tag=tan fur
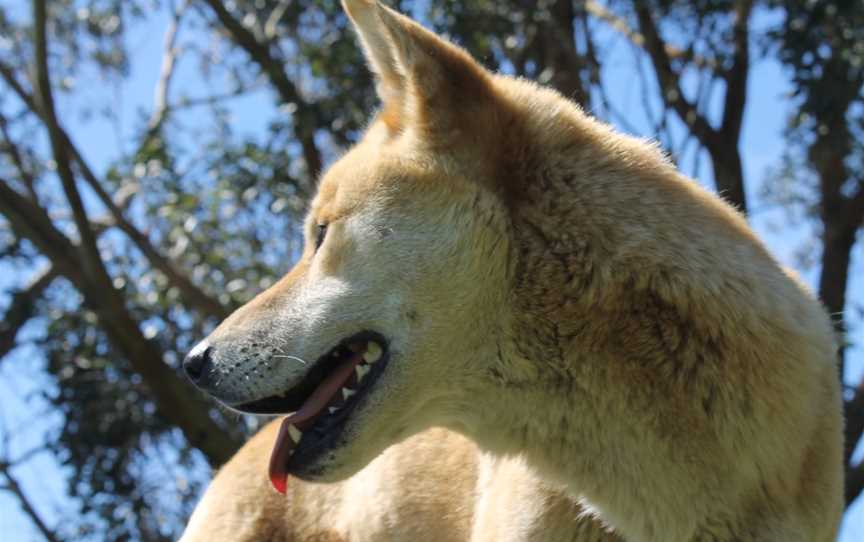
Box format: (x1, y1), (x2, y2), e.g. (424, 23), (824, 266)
(181, 423), (481, 542)
(183, 1), (843, 540)
(181, 422), (619, 542)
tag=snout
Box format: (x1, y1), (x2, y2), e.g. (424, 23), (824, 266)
(183, 340), (215, 389)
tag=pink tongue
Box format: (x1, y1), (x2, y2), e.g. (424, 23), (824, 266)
(269, 351), (364, 494)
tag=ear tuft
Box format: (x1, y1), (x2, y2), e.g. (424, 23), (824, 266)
(343, 1), (493, 139)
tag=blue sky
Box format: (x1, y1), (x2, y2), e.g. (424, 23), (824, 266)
(0, 3), (862, 540)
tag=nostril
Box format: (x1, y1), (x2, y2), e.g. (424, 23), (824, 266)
(183, 342), (213, 383)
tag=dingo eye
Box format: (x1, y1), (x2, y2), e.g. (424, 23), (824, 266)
(315, 224), (328, 251)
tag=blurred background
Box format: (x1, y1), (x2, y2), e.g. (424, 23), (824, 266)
(0, 0), (861, 540)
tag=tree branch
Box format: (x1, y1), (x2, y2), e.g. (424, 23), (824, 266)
(632, 2), (748, 213)
(0, 176), (242, 465)
(2, 44), (228, 319)
(171, 87), (261, 110)
(538, 0), (587, 105)
(632, 3), (718, 146)
(585, 0), (716, 71)
(719, 0), (752, 140)
(0, 61), (37, 112)
(0, 462), (63, 542)
(68, 141), (230, 318)
(33, 0), (110, 292)
(0, 266), (58, 361)
(145, 0), (188, 144)
(200, 0), (323, 179)
(845, 381), (864, 464)
(846, 451), (864, 506)
(264, 0), (291, 41)
(0, 180), (81, 280)
(0, 113), (39, 201)
(844, 183), (864, 233)
(3, 10), (242, 464)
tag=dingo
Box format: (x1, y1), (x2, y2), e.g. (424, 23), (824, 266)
(182, 1), (843, 540)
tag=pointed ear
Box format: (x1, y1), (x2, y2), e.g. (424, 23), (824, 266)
(341, 0), (405, 115)
(342, 0), (493, 138)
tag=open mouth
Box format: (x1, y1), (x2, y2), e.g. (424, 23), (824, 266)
(234, 331), (389, 494)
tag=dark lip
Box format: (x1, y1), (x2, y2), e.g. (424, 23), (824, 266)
(233, 330), (388, 415)
(234, 330), (391, 478)
(287, 346), (390, 478)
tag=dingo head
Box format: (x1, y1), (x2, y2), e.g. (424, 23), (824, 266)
(185, 0), (521, 488)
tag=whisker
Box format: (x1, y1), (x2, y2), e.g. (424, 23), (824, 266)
(272, 354), (308, 365)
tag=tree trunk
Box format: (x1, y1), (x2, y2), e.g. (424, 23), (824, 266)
(0, 180), (242, 466)
(540, 0), (588, 107)
(706, 141), (747, 214)
(819, 224), (855, 346)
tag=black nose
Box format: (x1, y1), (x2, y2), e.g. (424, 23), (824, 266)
(183, 342), (213, 385)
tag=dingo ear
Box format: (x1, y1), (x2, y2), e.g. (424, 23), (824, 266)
(342, 0), (492, 140)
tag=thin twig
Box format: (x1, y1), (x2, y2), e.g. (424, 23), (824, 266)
(585, 0), (716, 71)
(33, 0), (108, 289)
(145, 0), (190, 142)
(0, 460), (63, 542)
(264, 0), (291, 40)
(0, 113), (39, 201)
(200, 0), (323, 179)
(0, 266), (58, 363)
(1, 40), (228, 318)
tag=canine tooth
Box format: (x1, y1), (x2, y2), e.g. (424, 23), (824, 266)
(342, 388), (356, 400)
(363, 342), (382, 363)
(288, 424), (302, 444)
(355, 364), (370, 381)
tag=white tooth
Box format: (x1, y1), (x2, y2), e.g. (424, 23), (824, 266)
(342, 388), (356, 400)
(328, 406), (339, 415)
(288, 424), (302, 444)
(355, 364), (370, 381)
(363, 342), (382, 363)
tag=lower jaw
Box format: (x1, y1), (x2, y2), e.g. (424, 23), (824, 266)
(285, 442), (343, 480)
(269, 343), (390, 490)
(286, 420), (389, 484)
(283, 407), (354, 478)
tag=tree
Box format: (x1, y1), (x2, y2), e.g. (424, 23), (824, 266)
(765, 0), (864, 505)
